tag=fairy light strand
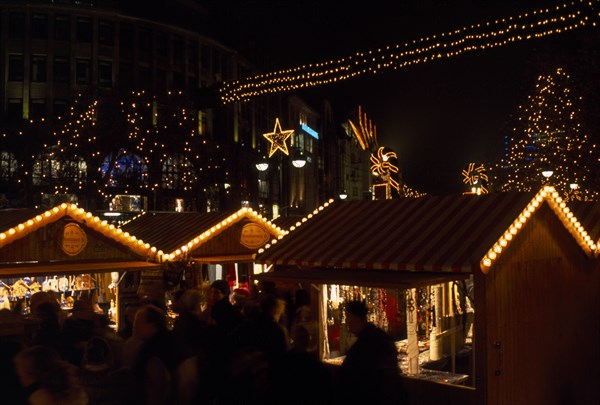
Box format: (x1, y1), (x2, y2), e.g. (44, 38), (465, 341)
(218, 1), (599, 104)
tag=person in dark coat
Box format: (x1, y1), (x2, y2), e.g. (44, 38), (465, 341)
(336, 300), (406, 405)
(209, 280), (242, 336)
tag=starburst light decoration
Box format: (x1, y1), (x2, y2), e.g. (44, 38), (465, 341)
(370, 146), (400, 195)
(263, 118), (294, 157)
(462, 163), (489, 195)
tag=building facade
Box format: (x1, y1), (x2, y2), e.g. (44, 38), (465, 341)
(0, 0), (354, 217)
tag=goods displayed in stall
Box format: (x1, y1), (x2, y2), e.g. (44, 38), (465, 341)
(321, 283), (472, 385)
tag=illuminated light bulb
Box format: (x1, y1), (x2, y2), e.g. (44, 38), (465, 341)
(53, 207), (60, 213)
(61, 203), (68, 209)
(70, 204), (78, 210)
(482, 258), (492, 267)
(509, 227), (517, 235)
(116, 229), (122, 234)
(18, 224), (25, 231)
(488, 251), (497, 260)
(8, 228), (16, 235)
(258, 248), (264, 254)
(27, 220), (34, 226)
(515, 221), (523, 229)
(36, 215), (42, 222)
(494, 245), (502, 253)
(181, 246), (188, 252)
(500, 238), (508, 247)
(567, 212), (573, 218)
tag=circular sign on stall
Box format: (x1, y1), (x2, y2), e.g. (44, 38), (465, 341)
(61, 223), (88, 256)
(240, 223), (270, 249)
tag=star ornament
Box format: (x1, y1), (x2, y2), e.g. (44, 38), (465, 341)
(263, 118), (294, 157)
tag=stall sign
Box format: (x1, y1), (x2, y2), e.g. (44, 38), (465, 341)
(62, 223), (88, 256)
(240, 223), (270, 249)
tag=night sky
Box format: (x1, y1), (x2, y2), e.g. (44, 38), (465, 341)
(211, 0), (600, 195)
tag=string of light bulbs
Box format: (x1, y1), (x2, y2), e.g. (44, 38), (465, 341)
(218, 0), (599, 104)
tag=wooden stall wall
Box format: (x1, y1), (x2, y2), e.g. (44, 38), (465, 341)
(1, 217), (142, 262)
(479, 205), (597, 405)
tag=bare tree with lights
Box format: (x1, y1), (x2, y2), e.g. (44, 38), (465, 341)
(493, 67), (600, 201)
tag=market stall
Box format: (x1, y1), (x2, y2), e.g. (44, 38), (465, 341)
(254, 187), (600, 405)
(119, 207), (287, 316)
(0, 204), (160, 334)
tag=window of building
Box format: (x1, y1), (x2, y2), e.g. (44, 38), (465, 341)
(119, 63), (134, 90)
(54, 15), (71, 40)
(31, 55), (47, 82)
(200, 44), (210, 76)
(156, 33), (167, 57)
(100, 149), (148, 187)
(6, 99), (23, 121)
(0, 151), (18, 181)
(8, 12), (25, 39)
(198, 110), (207, 136)
(32, 14), (48, 39)
(30, 99), (47, 119)
(53, 100), (69, 118)
(172, 71), (184, 91)
(173, 35), (184, 66)
(138, 66), (151, 90)
(8, 55), (24, 81)
(99, 20), (114, 46)
(188, 40), (199, 72)
(32, 148), (87, 186)
(53, 57), (69, 83)
(76, 17), (92, 42)
(98, 60), (113, 87)
(161, 154), (196, 189)
(156, 69), (167, 94)
(119, 22), (134, 60)
(138, 28), (152, 63)
(76, 58), (91, 84)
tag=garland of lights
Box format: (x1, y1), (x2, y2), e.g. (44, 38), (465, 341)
(218, 1), (599, 104)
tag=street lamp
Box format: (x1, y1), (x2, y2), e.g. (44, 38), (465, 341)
(542, 168), (554, 179)
(292, 150), (306, 168)
(255, 157), (269, 172)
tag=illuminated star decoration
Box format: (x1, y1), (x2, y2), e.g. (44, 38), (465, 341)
(263, 118), (294, 157)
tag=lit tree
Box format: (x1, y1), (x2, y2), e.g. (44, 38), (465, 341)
(493, 67), (600, 201)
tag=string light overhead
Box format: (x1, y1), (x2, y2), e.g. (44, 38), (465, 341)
(218, 1), (598, 104)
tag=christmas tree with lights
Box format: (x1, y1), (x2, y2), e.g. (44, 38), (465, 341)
(493, 67), (600, 201)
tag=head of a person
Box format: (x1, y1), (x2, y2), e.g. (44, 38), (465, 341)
(231, 288), (249, 306)
(210, 280), (230, 303)
(345, 300), (369, 336)
(14, 345), (73, 393)
(82, 336), (113, 368)
(259, 293), (286, 322)
(133, 304), (167, 340)
(291, 324), (310, 352)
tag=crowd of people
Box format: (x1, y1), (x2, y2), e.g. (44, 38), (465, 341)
(0, 280), (405, 405)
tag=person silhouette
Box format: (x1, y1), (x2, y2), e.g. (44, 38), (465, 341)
(336, 300), (406, 405)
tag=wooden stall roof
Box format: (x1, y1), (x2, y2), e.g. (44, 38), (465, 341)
(0, 205), (160, 276)
(120, 207), (287, 262)
(255, 187), (595, 274)
(271, 215), (306, 232)
(568, 200), (600, 247)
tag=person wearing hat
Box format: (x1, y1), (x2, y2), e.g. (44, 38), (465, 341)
(337, 300), (406, 405)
